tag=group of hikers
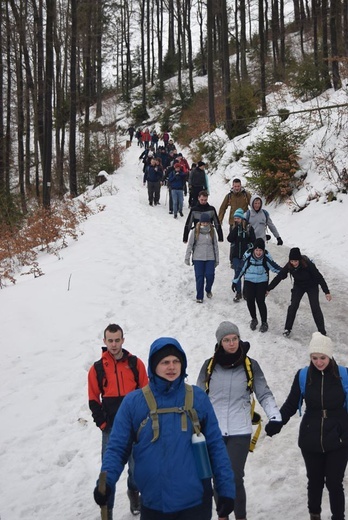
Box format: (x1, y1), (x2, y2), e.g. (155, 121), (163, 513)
(90, 324), (347, 520)
(88, 137), (343, 520)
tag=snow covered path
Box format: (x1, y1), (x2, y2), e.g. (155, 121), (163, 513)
(0, 141), (347, 520)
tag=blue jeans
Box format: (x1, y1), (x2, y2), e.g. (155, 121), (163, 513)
(172, 189), (184, 215)
(193, 260), (215, 300)
(232, 257), (244, 294)
(102, 429), (138, 509)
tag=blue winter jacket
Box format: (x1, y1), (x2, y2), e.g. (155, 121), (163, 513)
(234, 250), (281, 284)
(101, 337), (235, 513)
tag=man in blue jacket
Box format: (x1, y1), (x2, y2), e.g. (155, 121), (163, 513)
(94, 337), (235, 520)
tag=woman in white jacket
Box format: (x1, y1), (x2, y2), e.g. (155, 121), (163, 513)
(185, 212), (219, 303)
(197, 321), (282, 520)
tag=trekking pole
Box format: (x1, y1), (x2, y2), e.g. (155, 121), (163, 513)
(98, 471), (108, 520)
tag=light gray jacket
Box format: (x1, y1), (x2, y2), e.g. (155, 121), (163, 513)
(244, 194), (280, 241)
(185, 225), (219, 264)
(197, 354), (281, 436)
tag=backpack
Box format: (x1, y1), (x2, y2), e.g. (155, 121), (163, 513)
(298, 365), (348, 416)
(94, 347), (140, 396)
(205, 356), (262, 452)
(244, 208), (269, 224)
(137, 383), (201, 442)
(243, 249), (270, 277)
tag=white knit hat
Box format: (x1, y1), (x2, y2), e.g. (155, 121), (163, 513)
(308, 332), (333, 359)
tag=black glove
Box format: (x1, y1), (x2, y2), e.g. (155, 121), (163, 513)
(216, 496), (234, 517)
(265, 420), (283, 437)
(232, 283), (237, 293)
(93, 483), (112, 506)
(277, 237), (283, 246)
(266, 234), (271, 241)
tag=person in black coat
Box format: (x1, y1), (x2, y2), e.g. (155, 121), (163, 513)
(183, 190), (223, 243)
(266, 332), (348, 520)
(267, 247), (332, 337)
(227, 208), (256, 302)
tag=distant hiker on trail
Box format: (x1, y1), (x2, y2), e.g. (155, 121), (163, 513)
(168, 162), (186, 219)
(166, 138), (176, 152)
(189, 161), (209, 207)
(227, 208), (256, 302)
(88, 324), (148, 519)
(151, 130), (159, 151)
(185, 212), (219, 303)
(135, 129), (143, 147)
(183, 190), (223, 243)
(127, 126), (136, 142)
(218, 178), (251, 232)
(143, 157), (163, 206)
(142, 128), (151, 149)
(93, 337), (236, 520)
(233, 238), (281, 332)
(267, 247), (332, 337)
(161, 130), (170, 148)
(197, 321), (282, 520)
(244, 195), (283, 245)
(265, 332), (348, 520)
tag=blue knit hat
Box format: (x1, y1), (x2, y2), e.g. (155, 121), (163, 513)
(234, 208), (245, 220)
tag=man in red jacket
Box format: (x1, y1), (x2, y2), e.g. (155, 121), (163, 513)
(88, 324), (148, 519)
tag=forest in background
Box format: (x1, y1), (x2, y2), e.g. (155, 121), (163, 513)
(0, 0), (347, 217)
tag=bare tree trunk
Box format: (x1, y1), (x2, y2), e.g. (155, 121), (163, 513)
(69, 0), (78, 197)
(220, 0), (233, 136)
(259, 0), (267, 113)
(321, 0), (332, 89)
(16, 45), (27, 214)
(207, 0), (216, 129)
(42, 0), (54, 208)
(0, 1), (4, 194)
(240, 0), (248, 81)
(96, 0), (103, 116)
(330, 0), (341, 89)
(197, 0), (207, 75)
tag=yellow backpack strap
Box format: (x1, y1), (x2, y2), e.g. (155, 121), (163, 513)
(244, 357), (262, 452)
(184, 383), (201, 435)
(205, 357), (214, 393)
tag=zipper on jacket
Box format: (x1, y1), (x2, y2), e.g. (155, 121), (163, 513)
(320, 371), (325, 452)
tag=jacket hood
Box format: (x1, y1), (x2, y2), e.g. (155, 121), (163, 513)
(147, 337), (187, 380)
(250, 194), (263, 211)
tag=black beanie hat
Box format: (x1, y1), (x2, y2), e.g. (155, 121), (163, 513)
(289, 247), (301, 260)
(254, 237), (265, 251)
(150, 344), (184, 373)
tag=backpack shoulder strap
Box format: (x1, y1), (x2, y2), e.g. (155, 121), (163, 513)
(298, 366), (308, 416)
(244, 356), (254, 392)
(128, 355), (140, 389)
(245, 209), (250, 222)
(338, 365), (348, 412)
(262, 209), (269, 222)
(140, 383), (201, 442)
(205, 357), (215, 394)
(94, 359), (105, 395)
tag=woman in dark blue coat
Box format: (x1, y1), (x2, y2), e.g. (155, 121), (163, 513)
(266, 332), (348, 520)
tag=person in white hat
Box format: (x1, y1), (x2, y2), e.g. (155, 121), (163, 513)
(265, 332), (348, 520)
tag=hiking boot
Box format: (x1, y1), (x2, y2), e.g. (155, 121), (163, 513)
(169, 211), (173, 214)
(233, 293), (242, 302)
(149, 202), (153, 206)
(283, 329), (291, 337)
(250, 318), (258, 330)
(107, 509), (113, 520)
(196, 299), (203, 303)
(127, 489), (141, 515)
(260, 322), (269, 333)
(180, 212), (184, 217)
(174, 214), (177, 219)
(309, 514), (321, 520)
(206, 292), (213, 298)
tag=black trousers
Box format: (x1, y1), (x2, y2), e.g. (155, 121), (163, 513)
(244, 280), (268, 323)
(301, 447), (348, 520)
(285, 285), (326, 334)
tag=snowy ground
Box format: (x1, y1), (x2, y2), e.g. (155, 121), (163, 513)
(0, 140), (348, 520)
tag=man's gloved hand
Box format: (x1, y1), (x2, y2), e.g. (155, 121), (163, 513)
(93, 483), (112, 506)
(216, 496), (234, 517)
(266, 234), (271, 241)
(184, 259), (190, 266)
(265, 420), (283, 437)
(232, 283), (237, 293)
(277, 237), (283, 246)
